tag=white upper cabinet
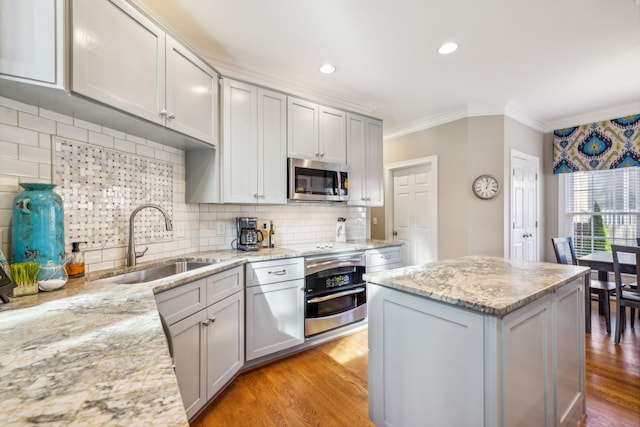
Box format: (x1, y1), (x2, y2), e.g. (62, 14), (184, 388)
(0, 0), (63, 86)
(288, 97), (347, 164)
(287, 97), (319, 160)
(319, 106), (347, 164)
(71, 0), (217, 145)
(222, 78), (286, 204)
(165, 36), (218, 144)
(347, 113), (384, 206)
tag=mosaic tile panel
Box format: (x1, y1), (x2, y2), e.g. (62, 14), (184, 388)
(54, 138), (173, 250)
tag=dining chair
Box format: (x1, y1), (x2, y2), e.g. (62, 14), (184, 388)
(551, 237), (616, 333)
(611, 244), (640, 344)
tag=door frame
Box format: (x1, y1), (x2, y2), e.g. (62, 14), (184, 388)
(384, 155), (439, 262)
(509, 149), (540, 261)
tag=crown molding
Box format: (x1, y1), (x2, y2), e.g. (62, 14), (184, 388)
(383, 101), (547, 140)
(200, 52), (380, 117)
(543, 102), (640, 133)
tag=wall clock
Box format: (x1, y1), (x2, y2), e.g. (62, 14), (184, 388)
(472, 174), (500, 200)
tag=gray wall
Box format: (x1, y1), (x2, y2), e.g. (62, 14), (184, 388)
(374, 115), (546, 261)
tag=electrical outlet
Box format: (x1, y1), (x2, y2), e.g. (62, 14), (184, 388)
(216, 222), (226, 235)
(372, 217), (378, 225)
(175, 223), (185, 238)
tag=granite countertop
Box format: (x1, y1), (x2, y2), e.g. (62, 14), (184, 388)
(363, 255), (590, 317)
(0, 240), (401, 426)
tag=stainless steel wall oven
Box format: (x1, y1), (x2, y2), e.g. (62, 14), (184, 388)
(304, 252), (366, 337)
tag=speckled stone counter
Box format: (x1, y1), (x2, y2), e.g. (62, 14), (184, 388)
(0, 240), (400, 426)
(363, 255), (590, 316)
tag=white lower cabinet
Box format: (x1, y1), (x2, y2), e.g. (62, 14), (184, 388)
(245, 258), (305, 361)
(156, 266), (244, 419)
(365, 246), (403, 273)
(368, 278), (585, 426)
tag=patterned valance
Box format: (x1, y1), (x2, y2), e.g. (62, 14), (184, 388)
(553, 114), (640, 174)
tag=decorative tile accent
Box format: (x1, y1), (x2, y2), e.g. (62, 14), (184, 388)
(54, 138), (174, 250)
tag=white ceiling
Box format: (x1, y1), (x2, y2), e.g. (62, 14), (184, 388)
(134, 0), (640, 136)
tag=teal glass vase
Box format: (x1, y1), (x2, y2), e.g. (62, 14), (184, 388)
(11, 183), (65, 265)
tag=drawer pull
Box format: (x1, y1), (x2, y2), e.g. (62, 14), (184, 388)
(268, 269), (287, 275)
(381, 255), (392, 260)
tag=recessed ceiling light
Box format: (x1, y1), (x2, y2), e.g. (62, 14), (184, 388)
(438, 42), (458, 55)
(319, 63), (336, 74)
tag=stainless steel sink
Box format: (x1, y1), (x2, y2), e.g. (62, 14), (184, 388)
(92, 261), (213, 285)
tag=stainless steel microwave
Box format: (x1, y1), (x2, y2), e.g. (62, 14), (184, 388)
(288, 158), (349, 202)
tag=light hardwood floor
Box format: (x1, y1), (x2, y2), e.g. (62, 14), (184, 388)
(192, 301), (640, 427)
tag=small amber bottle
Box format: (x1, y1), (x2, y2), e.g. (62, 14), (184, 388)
(66, 241), (87, 278)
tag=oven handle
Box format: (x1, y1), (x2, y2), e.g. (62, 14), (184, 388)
(306, 258), (364, 270)
(307, 287), (366, 304)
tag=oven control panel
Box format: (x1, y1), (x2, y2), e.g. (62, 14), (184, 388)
(325, 274), (352, 288)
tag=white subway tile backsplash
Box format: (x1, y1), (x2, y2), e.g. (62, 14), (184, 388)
(0, 141), (18, 159)
(19, 145), (51, 164)
(135, 144), (155, 158)
(57, 122), (88, 142)
(114, 138), (137, 154)
(39, 164), (52, 179)
(88, 131), (115, 149)
(18, 112), (56, 134)
(39, 107), (73, 124)
(0, 106), (17, 125)
(125, 133), (145, 144)
(0, 123), (38, 146)
(0, 158), (40, 177)
(73, 118), (102, 132)
(102, 126), (126, 139)
(0, 96), (38, 115)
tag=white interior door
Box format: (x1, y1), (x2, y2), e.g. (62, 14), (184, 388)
(391, 161), (437, 266)
(511, 151), (539, 261)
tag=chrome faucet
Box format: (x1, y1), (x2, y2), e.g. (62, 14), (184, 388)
(127, 204), (173, 266)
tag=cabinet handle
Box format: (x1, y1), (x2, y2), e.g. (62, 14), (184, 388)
(159, 109), (168, 117)
(381, 255), (391, 260)
(209, 317), (216, 323)
(168, 112), (176, 119)
(268, 269), (287, 275)
(320, 152), (324, 157)
(201, 319), (210, 326)
(253, 193), (258, 199)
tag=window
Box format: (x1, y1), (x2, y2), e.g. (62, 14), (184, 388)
(562, 168), (640, 256)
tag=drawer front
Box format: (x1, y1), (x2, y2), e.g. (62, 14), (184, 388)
(366, 262), (403, 274)
(366, 247), (403, 269)
(155, 278), (207, 325)
(207, 265), (244, 306)
(246, 257), (304, 287)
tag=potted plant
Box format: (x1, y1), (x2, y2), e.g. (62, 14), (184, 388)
(10, 262), (40, 297)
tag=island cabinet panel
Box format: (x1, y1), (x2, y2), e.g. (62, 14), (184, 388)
(554, 280), (586, 427)
(502, 294), (554, 427)
(368, 275), (586, 427)
(368, 284), (485, 427)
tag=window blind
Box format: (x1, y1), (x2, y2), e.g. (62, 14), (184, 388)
(564, 168), (640, 256)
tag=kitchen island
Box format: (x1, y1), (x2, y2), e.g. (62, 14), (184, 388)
(364, 256), (590, 427)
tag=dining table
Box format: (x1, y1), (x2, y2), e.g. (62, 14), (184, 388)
(577, 251), (638, 333)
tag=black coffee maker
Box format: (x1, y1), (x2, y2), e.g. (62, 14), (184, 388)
(236, 217), (263, 251)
